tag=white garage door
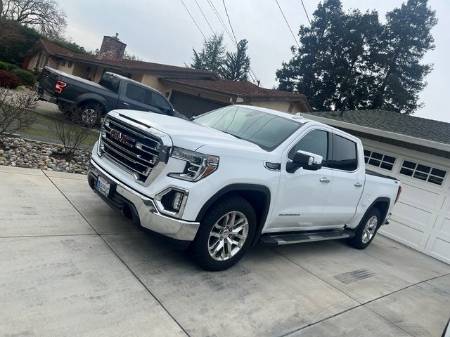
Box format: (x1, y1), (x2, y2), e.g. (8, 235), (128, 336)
(363, 143), (450, 264)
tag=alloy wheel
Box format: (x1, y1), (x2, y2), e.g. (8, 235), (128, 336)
(207, 211), (249, 261)
(362, 215), (378, 244)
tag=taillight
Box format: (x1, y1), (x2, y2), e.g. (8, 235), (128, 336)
(395, 185), (402, 203)
(55, 80), (67, 94)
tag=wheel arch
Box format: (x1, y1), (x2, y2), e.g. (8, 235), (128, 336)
(195, 184), (271, 245)
(367, 197), (391, 224)
(76, 94), (106, 112)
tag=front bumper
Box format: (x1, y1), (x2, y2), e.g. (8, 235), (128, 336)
(88, 159), (200, 241)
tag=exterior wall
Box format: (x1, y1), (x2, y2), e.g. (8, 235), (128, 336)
(141, 74), (170, 95)
(56, 60), (74, 74)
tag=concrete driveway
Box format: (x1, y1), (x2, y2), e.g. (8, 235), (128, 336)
(1, 165), (449, 337)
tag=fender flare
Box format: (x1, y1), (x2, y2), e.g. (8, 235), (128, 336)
(195, 183), (271, 244)
(75, 93), (107, 111)
(364, 197), (391, 225)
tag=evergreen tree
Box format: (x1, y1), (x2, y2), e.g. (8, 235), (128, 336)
(276, 0), (436, 114)
(221, 39), (250, 81)
(191, 34), (225, 74)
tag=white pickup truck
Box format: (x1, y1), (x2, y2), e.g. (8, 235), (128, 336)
(88, 105), (401, 270)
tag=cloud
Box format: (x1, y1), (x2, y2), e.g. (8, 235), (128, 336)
(56, 0), (450, 122)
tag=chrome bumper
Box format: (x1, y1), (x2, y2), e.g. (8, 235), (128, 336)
(88, 160), (200, 241)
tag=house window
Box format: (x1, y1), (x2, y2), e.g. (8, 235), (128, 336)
(364, 150), (396, 171)
(399, 160), (447, 186)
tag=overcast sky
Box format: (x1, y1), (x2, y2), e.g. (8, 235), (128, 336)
(57, 0), (450, 122)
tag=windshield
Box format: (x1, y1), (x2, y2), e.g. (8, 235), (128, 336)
(194, 106), (303, 151)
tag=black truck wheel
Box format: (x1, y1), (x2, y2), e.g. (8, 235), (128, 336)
(191, 196), (256, 271)
(78, 102), (102, 128)
(347, 208), (382, 249)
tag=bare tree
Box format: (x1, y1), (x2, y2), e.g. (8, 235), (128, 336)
(0, 0), (66, 38)
(0, 88), (37, 143)
(53, 120), (89, 161)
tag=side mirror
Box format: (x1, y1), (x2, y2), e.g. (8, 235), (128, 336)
(286, 150), (323, 173)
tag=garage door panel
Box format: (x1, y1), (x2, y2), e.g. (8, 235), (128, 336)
(397, 181), (442, 210)
(428, 237), (450, 264)
(391, 202), (435, 231)
(380, 221), (426, 250)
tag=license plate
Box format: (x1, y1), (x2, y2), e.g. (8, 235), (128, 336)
(95, 175), (111, 197)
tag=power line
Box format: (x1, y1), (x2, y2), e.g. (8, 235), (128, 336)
(193, 0), (215, 34)
(222, 0), (238, 44)
(299, 0), (311, 25)
(180, 0), (206, 40)
(219, 0), (259, 83)
(205, 0), (235, 43)
(274, 0), (300, 48)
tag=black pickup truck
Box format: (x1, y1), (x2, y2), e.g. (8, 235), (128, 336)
(37, 66), (179, 127)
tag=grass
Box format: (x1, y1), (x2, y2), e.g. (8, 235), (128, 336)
(18, 102), (99, 149)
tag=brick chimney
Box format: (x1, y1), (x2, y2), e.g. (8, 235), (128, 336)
(97, 33), (126, 61)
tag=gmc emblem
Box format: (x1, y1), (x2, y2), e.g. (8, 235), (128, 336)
(110, 129), (135, 147)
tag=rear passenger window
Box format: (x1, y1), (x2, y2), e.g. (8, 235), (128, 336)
(328, 134), (358, 171)
(126, 84), (152, 105)
(288, 129), (328, 160)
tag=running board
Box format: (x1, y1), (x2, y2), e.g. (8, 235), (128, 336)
(260, 229), (355, 246)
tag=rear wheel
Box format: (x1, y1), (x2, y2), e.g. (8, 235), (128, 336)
(348, 208), (381, 249)
(191, 196), (256, 271)
(78, 102), (102, 128)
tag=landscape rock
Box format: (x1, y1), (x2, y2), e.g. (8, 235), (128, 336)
(0, 136), (90, 174)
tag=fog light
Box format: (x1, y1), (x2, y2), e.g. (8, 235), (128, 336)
(157, 188), (188, 216)
(172, 191), (184, 211)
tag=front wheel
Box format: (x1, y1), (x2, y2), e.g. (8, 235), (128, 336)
(191, 196), (256, 271)
(347, 208), (381, 249)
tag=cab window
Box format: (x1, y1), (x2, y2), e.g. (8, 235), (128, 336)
(288, 129), (329, 160)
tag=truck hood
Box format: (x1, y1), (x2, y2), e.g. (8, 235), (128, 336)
(111, 110), (269, 157)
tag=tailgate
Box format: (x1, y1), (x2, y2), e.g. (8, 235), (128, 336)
(37, 67), (58, 93)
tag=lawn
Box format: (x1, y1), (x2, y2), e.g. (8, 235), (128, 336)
(18, 101), (99, 149)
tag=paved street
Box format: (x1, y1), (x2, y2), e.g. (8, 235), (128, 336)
(1, 165), (449, 337)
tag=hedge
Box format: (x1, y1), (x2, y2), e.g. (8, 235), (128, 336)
(0, 70), (21, 89)
(11, 68), (36, 86)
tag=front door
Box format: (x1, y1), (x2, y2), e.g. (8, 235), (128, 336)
(270, 128), (335, 231)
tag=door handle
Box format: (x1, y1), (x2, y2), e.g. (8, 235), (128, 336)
(122, 102), (130, 107)
(320, 177), (330, 183)
(354, 182), (363, 188)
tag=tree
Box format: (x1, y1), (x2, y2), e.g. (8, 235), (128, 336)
(0, 0), (66, 38)
(221, 39), (250, 81)
(371, 0), (437, 113)
(276, 0), (436, 114)
(192, 34), (226, 74)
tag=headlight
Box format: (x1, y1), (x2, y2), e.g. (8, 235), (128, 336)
(168, 147), (219, 182)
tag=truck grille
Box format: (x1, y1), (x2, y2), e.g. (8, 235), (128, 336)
(100, 117), (161, 182)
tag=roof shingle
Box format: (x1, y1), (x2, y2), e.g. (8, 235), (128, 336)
(307, 110), (450, 145)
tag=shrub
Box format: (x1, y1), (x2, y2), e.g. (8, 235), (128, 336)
(0, 88), (37, 141)
(0, 70), (20, 89)
(53, 120), (90, 161)
(11, 68), (35, 87)
(0, 61), (19, 71)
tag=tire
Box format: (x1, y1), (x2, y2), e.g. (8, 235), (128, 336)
(348, 207), (382, 249)
(191, 196), (257, 271)
(78, 102), (102, 128)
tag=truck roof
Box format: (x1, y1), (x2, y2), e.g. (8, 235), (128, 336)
(234, 104), (309, 123)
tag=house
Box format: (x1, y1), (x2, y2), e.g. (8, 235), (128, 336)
(24, 35), (310, 117)
(305, 110), (450, 264)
